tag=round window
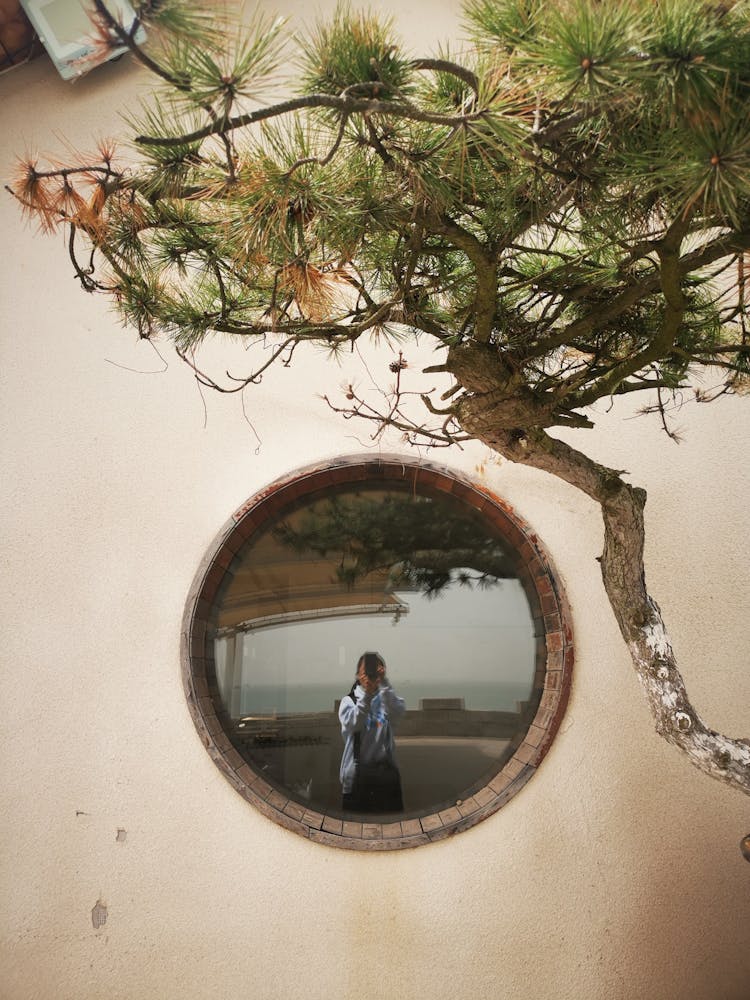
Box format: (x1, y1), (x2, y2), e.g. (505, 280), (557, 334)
(183, 457), (572, 849)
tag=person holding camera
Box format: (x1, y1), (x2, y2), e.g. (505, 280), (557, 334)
(338, 652), (406, 813)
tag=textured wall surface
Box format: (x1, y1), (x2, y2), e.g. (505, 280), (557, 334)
(1, 3), (749, 999)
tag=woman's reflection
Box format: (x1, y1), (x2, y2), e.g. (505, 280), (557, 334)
(339, 652), (406, 813)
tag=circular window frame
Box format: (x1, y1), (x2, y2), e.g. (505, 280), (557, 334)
(182, 456), (573, 850)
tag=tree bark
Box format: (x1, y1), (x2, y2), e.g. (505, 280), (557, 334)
(457, 399), (750, 796)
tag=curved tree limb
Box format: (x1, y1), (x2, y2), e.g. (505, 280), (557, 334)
(463, 421), (750, 794)
(135, 94), (484, 147)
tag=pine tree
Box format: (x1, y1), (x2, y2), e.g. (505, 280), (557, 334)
(8, 0), (750, 804)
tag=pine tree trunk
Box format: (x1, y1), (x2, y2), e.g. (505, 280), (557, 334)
(457, 402), (750, 796)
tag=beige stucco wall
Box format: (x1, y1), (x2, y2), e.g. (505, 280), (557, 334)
(1, 3), (749, 999)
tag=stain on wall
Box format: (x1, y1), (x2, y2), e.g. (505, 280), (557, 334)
(91, 900), (108, 930)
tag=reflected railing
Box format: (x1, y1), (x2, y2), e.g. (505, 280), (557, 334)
(222, 687), (537, 815)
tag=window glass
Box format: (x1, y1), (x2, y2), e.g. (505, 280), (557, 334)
(209, 481), (539, 818)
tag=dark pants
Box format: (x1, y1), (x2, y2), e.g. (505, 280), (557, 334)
(343, 760), (403, 813)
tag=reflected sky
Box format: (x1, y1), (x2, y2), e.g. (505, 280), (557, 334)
(212, 483), (538, 717)
(215, 576), (534, 713)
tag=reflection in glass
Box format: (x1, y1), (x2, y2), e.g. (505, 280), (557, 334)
(210, 484), (539, 817)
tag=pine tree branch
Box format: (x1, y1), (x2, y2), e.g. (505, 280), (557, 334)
(134, 95), (483, 147)
(283, 114), (350, 177)
(570, 217), (691, 404)
(92, 0), (184, 89)
(527, 227), (750, 368)
(411, 58), (479, 95)
(424, 212), (496, 344)
(461, 425), (750, 796)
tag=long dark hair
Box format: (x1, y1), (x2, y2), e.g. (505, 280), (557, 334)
(349, 651), (385, 698)
(357, 651), (385, 676)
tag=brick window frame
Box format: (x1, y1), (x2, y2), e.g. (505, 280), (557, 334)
(182, 456), (573, 850)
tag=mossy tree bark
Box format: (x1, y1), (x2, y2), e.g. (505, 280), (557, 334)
(457, 394), (750, 795)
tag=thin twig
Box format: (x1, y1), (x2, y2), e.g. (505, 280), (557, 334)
(282, 114), (350, 178)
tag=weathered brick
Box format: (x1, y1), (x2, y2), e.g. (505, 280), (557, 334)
(302, 810), (325, 830)
(400, 819), (423, 837)
(457, 797), (479, 817)
(420, 814), (443, 833)
(382, 822), (403, 838)
(438, 806), (462, 825)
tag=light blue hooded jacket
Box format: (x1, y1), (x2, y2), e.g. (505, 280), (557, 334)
(338, 682), (406, 794)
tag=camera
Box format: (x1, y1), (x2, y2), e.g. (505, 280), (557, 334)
(362, 652), (383, 680)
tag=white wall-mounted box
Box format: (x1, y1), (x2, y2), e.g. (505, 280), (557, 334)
(20, 0), (145, 80)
